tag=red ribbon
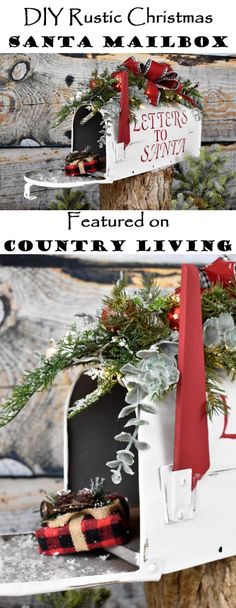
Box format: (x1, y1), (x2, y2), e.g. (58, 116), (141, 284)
(173, 258), (235, 490)
(174, 265), (210, 490)
(113, 57), (200, 147)
(117, 71), (130, 148)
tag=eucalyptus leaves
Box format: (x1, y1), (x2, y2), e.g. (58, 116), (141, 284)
(107, 345), (179, 484)
(203, 313), (236, 350)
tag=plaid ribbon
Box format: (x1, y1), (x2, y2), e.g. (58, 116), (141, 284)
(35, 497), (129, 556)
(65, 154), (99, 176)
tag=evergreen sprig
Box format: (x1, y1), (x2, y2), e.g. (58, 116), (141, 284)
(37, 588), (110, 608)
(55, 65), (202, 129)
(1, 274), (236, 432)
(172, 145), (235, 210)
(50, 189), (91, 211)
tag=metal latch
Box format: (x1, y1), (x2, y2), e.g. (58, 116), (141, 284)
(160, 464), (196, 523)
(114, 142), (125, 162)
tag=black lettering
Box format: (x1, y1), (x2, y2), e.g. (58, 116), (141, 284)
(43, 37), (55, 48)
(19, 240), (33, 252)
(92, 241), (107, 252)
(162, 36), (175, 47)
(195, 36), (209, 47)
(187, 241), (198, 251)
(23, 36), (38, 48)
(58, 36), (75, 48)
(218, 240), (232, 252)
(68, 211), (80, 230)
(37, 240), (52, 252)
(169, 240), (182, 252)
(24, 8), (41, 25)
(202, 240), (214, 252)
(4, 241), (15, 252)
(9, 36), (20, 48)
(70, 9), (82, 25)
(154, 241), (165, 251)
(55, 241), (68, 252)
(127, 7), (144, 26)
(77, 36), (92, 48)
(137, 240), (151, 251)
(103, 36), (124, 47)
(71, 240), (88, 251)
(213, 36), (228, 48)
(112, 240), (126, 251)
(178, 36), (191, 47)
(47, 7), (63, 25)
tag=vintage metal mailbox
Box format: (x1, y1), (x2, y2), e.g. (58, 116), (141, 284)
(24, 102), (201, 200)
(1, 260), (236, 596)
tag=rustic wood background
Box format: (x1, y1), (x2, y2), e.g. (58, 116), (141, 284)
(0, 54), (235, 209)
(0, 256), (181, 477)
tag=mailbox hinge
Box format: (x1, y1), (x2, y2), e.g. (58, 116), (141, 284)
(160, 464), (196, 523)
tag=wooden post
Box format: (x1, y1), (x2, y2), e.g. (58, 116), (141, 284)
(145, 557), (236, 608)
(99, 167), (174, 210)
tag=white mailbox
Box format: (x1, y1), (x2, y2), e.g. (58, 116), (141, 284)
(1, 262), (236, 597)
(24, 102), (201, 200)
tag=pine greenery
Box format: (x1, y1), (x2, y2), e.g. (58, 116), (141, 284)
(37, 588), (110, 608)
(55, 66), (202, 128)
(50, 189), (90, 211)
(172, 145), (235, 210)
(1, 274), (236, 429)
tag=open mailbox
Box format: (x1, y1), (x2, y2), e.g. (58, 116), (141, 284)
(24, 102), (202, 200)
(1, 370), (236, 596)
(1, 262), (236, 596)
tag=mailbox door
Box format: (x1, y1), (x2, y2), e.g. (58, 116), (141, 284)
(72, 107), (106, 167)
(65, 373), (139, 506)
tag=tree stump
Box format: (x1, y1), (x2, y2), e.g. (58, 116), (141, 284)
(145, 557), (236, 608)
(99, 167), (174, 210)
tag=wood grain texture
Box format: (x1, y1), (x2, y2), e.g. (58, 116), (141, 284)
(0, 144), (235, 209)
(100, 167), (174, 210)
(0, 147), (100, 209)
(0, 54), (235, 147)
(0, 54), (235, 208)
(145, 559), (236, 608)
(0, 260), (180, 474)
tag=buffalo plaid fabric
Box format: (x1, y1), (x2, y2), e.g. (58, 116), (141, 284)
(35, 510), (129, 556)
(199, 269), (211, 290)
(65, 158), (98, 176)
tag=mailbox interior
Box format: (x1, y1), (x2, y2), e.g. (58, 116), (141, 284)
(72, 107), (106, 174)
(0, 377), (141, 597)
(65, 374), (140, 563)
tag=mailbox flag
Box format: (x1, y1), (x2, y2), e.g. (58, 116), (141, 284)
(173, 264), (210, 489)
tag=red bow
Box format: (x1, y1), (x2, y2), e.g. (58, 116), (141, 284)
(113, 57), (199, 147)
(200, 258), (236, 288)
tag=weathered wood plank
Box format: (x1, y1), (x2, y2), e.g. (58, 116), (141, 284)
(0, 144), (235, 209)
(0, 54), (235, 147)
(0, 478), (62, 516)
(0, 261), (180, 474)
(0, 147), (100, 209)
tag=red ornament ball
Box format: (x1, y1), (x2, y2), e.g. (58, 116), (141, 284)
(89, 79), (98, 90)
(101, 306), (120, 332)
(167, 306), (181, 330)
(112, 73), (122, 92)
